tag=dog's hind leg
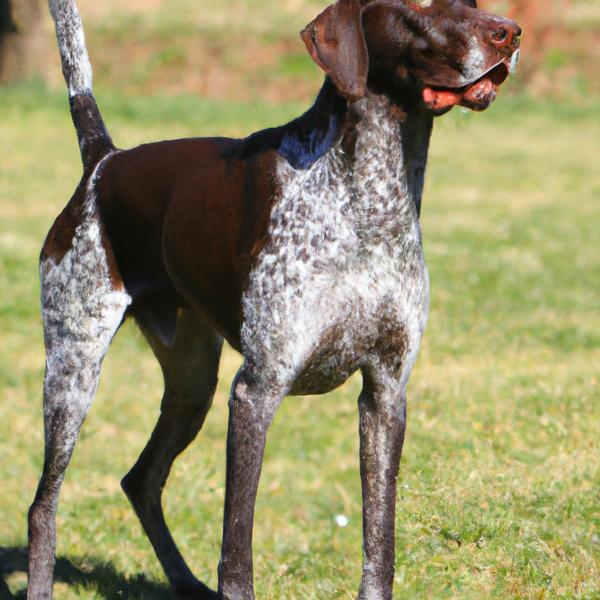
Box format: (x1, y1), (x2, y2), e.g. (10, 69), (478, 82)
(121, 308), (223, 599)
(28, 188), (131, 599)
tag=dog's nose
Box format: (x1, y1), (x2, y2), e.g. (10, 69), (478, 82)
(489, 19), (521, 55)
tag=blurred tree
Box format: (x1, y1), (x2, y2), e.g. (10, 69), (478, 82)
(0, 0), (44, 83)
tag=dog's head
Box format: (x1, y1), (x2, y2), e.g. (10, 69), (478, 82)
(301, 0), (521, 112)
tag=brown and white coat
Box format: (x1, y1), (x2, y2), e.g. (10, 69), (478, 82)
(28, 1), (520, 599)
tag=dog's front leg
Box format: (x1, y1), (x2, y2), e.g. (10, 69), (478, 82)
(218, 366), (283, 600)
(357, 372), (407, 600)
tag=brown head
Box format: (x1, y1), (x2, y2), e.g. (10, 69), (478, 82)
(301, 0), (521, 112)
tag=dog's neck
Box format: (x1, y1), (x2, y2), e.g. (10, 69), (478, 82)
(274, 79), (434, 219)
(270, 86), (436, 265)
(345, 91), (434, 219)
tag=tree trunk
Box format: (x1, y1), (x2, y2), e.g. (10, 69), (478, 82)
(0, 0), (44, 83)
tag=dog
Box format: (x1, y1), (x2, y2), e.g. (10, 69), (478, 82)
(27, 0), (520, 598)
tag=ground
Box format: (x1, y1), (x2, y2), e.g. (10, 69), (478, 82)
(0, 1), (599, 598)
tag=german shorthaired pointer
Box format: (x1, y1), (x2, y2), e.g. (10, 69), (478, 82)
(28, 0), (520, 598)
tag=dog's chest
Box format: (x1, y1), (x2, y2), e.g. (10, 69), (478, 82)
(241, 101), (430, 391)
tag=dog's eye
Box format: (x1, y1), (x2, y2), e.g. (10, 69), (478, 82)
(492, 28), (509, 42)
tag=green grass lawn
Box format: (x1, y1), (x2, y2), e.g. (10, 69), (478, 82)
(1, 81), (599, 599)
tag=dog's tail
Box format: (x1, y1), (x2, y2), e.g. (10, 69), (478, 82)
(48, 0), (114, 168)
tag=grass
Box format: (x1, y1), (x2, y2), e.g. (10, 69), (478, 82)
(1, 75), (600, 600)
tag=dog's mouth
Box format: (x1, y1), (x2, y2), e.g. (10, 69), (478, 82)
(422, 54), (517, 112)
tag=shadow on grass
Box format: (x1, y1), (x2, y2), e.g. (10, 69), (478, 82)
(0, 547), (171, 599)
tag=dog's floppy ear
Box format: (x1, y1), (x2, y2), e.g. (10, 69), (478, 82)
(300, 0), (368, 102)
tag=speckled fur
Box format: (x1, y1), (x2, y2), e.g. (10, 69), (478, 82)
(241, 93), (430, 398)
(28, 158), (131, 600)
(222, 93), (434, 600)
(48, 0), (92, 96)
(40, 158), (131, 413)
